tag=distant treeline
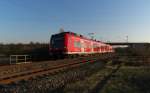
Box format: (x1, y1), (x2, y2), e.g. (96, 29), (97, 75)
(116, 43), (150, 56)
(0, 42), (50, 60)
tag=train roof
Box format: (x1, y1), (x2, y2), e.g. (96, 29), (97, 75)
(53, 32), (104, 43)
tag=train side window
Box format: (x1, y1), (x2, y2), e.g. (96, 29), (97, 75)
(74, 41), (81, 48)
(93, 44), (98, 48)
(101, 46), (104, 51)
(74, 42), (77, 47)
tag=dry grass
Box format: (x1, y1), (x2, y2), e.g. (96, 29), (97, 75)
(101, 66), (150, 93)
(63, 67), (112, 93)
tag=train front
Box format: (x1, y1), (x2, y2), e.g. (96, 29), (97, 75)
(49, 32), (67, 58)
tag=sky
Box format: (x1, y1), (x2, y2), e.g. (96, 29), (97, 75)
(0, 0), (150, 43)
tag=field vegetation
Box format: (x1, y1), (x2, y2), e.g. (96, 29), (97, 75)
(0, 43), (150, 93)
(101, 67), (150, 93)
(0, 42), (49, 61)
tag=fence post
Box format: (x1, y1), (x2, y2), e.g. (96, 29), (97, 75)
(10, 55), (11, 64)
(16, 56), (18, 64)
(25, 55), (26, 63)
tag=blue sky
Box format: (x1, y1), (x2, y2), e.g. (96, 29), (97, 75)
(0, 0), (150, 43)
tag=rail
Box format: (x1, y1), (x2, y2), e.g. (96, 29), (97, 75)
(0, 58), (100, 85)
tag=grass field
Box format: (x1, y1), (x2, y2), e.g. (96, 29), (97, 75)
(101, 66), (150, 93)
(63, 62), (150, 93)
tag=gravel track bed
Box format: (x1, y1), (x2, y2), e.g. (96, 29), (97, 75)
(0, 55), (106, 78)
(0, 58), (84, 77)
(0, 61), (105, 93)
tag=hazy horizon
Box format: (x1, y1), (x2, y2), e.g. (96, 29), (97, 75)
(0, 0), (150, 43)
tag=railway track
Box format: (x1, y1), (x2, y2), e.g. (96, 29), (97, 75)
(0, 56), (108, 85)
(0, 54), (112, 77)
(0, 57), (92, 77)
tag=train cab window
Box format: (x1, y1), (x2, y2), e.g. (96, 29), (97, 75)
(50, 34), (65, 48)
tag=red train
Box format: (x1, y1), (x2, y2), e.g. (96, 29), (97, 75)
(49, 32), (114, 58)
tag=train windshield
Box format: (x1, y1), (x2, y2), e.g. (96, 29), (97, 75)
(50, 34), (65, 48)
